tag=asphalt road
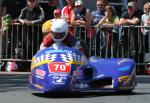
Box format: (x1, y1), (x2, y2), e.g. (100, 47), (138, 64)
(0, 72), (150, 103)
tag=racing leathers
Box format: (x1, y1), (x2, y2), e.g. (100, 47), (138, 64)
(40, 33), (88, 57)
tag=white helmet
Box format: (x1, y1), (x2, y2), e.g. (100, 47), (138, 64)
(51, 19), (68, 43)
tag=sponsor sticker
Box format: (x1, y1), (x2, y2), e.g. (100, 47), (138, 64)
(35, 69), (46, 77)
(49, 73), (69, 84)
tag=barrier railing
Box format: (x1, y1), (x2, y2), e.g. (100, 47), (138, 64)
(0, 24), (150, 73)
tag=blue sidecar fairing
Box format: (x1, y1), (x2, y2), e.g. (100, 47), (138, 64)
(29, 43), (136, 93)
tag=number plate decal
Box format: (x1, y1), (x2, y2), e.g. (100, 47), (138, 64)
(48, 62), (71, 73)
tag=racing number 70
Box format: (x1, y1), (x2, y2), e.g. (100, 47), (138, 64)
(54, 64), (66, 71)
(48, 62), (71, 73)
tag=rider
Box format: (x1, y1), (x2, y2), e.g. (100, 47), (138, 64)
(40, 18), (88, 57)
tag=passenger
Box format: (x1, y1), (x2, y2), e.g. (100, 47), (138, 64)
(40, 18), (88, 57)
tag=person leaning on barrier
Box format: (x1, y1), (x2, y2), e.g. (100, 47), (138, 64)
(0, 0), (26, 31)
(141, 2), (150, 35)
(119, 2), (143, 25)
(96, 5), (119, 58)
(91, 0), (105, 26)
(40, 18), (88, 57)
(70, 0), (92, 48)
(96, 5), (119, 27)
(19, 0), (44, 25)
(118, 1), (143, 61)
(147, 2), (150, 25)
(141, 3), (150, 53)
(61, 0), (75, 24)
(70, 0), (92, 27)
(61, 0), (75, 35)
(18, 0), (45, 59)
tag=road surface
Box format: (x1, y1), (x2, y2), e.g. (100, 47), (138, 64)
(0, 72), (150, 103)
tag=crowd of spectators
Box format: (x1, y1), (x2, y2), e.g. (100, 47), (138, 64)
(0, 0), (150, 72)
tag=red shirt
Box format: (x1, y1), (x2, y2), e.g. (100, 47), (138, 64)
(61, 5), (74, 24)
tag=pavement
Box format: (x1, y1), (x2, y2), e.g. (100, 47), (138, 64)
(0, 71), (31, 74)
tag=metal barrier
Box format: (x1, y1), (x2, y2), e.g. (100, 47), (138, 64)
(0, 24), (150, 73)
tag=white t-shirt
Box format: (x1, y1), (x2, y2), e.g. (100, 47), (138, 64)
(141, 13), (150, 35)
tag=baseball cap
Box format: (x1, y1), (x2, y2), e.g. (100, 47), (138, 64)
(127, 2), (136, 8)
(75, 0), (83, 6)
(54, 9), (61, 14)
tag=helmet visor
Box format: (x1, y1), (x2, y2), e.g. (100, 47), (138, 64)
(51, 32), (66, 39)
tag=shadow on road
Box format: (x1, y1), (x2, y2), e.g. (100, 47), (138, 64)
(32, 91), (150, 98)
(0, 74), (150, 94)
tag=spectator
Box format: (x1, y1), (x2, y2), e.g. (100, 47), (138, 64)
(119, 2), (143, 25)
(97, 5), (119, 27)
(18, 0), (44, 59)
(0, 0), (26, 57)
(119, 1), (143, 61)
(41, 8), (61, 36)
(71, 0), (92, 26)
(96, 5), (119, 57)
(90, 0), (105, 56)
(62, 0), (74, 34)
(0, 0), (26, 71)
(53, 8), (62, 19)
(40, 0), (59, 21)
(0, 0), (26, 33)
(70, 0), (92, 56)
(70, 0), (92, 33)
(61, 0), (75, 35)
(1, 0), (26, 24)
(61, 0), (75, 24)
(141, 2), (150, 35)
(141, 3), (150, 53)
(19, 0), (44, 25)
(91, 0), (105, 26)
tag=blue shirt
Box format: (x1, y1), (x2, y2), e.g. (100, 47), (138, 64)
(91, 10), (104, 25)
